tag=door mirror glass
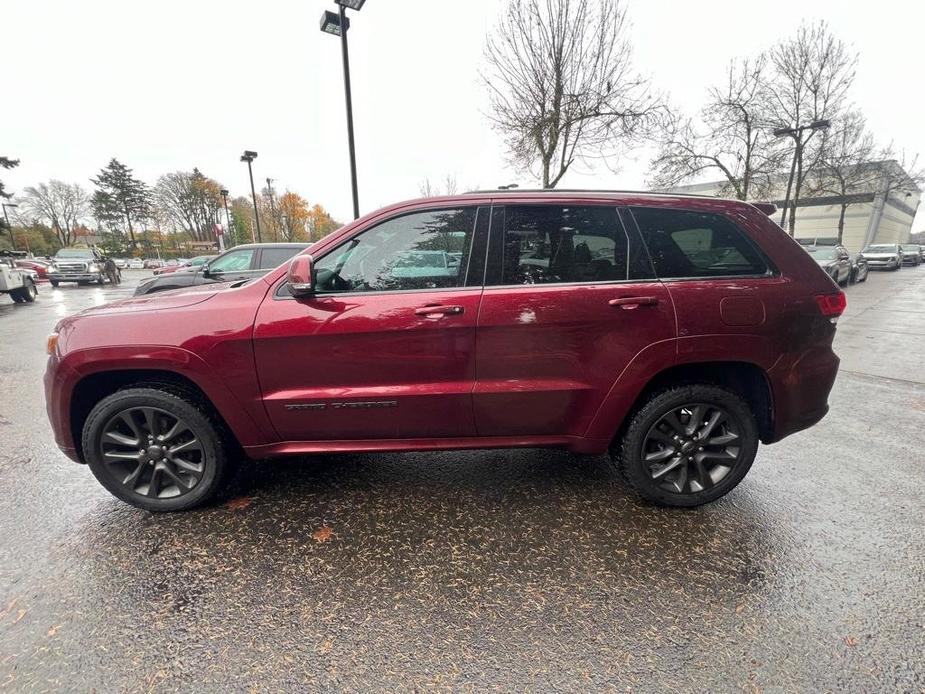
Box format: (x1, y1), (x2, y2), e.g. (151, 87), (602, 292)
(288, 255), (315, 296)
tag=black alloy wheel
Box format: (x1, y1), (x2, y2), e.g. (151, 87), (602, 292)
(616, 385), (759, 507)
(641, 403), (741, 495)
(83, 387), (231, 511)
(99, 406), (205, 500)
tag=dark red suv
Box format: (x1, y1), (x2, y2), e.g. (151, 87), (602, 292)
(44, 191), (844, 511)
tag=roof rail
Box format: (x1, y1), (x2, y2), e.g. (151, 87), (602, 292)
(463, 187), (721, 200)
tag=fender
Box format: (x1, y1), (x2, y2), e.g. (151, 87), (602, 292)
(56, 345), (277, 452)
(584, 334), (777, 443)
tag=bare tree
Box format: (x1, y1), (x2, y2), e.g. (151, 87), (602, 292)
(19, 180), (90, 247)
(806, 111), (879, 243)
(154, 169), (224, 242)
(483, 0), (663, 188)
(876, 148), (925, 202)
(649, 56), (784, 200)
(418, 174), (459, 198)
(767, 21), (857, 233)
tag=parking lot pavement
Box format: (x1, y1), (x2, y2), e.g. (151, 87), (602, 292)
(0, 267), (923, 691)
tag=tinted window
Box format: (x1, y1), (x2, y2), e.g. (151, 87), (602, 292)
(259, 247), (303, 269)
(209, 249), (255, 273)
(631, 208), (768, 278)
(499, 205), (628, 285)
(314, 208), (476, 293)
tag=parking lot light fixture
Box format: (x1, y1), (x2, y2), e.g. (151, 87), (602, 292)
(320, 1), (366, 220)
(240, 151), (261, 243)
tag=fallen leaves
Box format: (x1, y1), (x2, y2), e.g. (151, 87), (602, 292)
(844, 635), (858, 647)
(47, 624), (61, 637)
(735, 603), (746, 615)
(317, 638), (334, 655)
(312, 526), (334, 543)
(225, 496), (253, 511)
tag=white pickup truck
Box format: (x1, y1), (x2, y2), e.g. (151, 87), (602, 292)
(0, 250), (38, 303)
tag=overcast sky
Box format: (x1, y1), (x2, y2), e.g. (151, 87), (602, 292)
(3, 0), (923, 230)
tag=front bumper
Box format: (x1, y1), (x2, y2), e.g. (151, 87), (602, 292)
(48, 272), (103, 282)
(44, 353), (84, 463)
(866, 259), (898, 269)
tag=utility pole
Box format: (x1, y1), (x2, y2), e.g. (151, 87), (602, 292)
(773, 119), (831, 233)
(220, 189), (234, 249)
(266, 178), (278, 238)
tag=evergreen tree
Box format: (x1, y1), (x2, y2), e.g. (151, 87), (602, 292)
(91, 158), (150, 248)
(0, 156), (19, 200)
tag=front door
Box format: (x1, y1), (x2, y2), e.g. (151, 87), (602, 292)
(254, 206), (487, 441)
(474, 204), (676, 438)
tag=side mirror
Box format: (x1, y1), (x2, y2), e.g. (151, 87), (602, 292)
(287, 254), (315, 297)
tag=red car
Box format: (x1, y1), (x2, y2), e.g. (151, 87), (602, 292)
(15, 259), (50, 279)
(153, 255), (216, 276)
(44, 190), (843, 511)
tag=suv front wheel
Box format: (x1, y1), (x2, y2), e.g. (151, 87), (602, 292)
(615, 385), (759, 507)
(82, 387), (232, 511)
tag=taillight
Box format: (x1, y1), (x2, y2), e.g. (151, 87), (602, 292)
(815, 292), (847, 321)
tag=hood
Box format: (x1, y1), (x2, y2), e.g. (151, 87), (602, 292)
(74, 282), (225, 317)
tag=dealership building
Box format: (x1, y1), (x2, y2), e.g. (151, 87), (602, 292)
(668, 160), (921, 253)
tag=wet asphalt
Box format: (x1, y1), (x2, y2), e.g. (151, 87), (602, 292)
(0, 268), (923, 692)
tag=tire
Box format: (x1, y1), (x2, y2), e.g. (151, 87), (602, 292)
(82, 386), (233, 512)
(614, 385), (759, 507)
(50, 280), (59, 287)
(19, 279), (37, 302)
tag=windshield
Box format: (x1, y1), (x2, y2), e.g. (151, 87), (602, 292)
(863, 245), (897, 253)
(55, 249), (95, 259)
(806, 247), (837, 260)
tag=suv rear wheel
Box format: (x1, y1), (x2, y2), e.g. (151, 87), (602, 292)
(615, 385), (759, 507)
(82, 387), (232, 512)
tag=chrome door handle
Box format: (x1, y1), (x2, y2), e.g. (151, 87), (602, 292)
(414, 304), (464, 318)
(608, 296), (659, 309)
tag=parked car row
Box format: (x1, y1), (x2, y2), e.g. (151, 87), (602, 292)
(860, 243), (923, 270)
(802, 242), (922, 285)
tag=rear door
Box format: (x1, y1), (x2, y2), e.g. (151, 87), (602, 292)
(473, 203), (676, 438)
(627, 205), (780, 364)
(254, 206), (488, 441)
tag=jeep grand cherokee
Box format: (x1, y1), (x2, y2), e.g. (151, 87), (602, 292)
(45, 190), (843, 511)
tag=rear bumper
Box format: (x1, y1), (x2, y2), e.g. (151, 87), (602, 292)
(765, 347), (840, 443)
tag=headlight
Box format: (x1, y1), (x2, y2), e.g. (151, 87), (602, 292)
(87, 263), (100, 272)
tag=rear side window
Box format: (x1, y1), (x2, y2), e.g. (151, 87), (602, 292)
(631, 208), (768, 278)
(259, 247), (302, 269)
(498, 205), (629, 285)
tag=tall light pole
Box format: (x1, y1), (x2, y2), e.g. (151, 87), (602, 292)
(2, 203), (18, 250)
(219, 189), (235, 249)
(320, 0), (366, 220)
(240, 150), (261, 243)
(773, 119), (831, 231)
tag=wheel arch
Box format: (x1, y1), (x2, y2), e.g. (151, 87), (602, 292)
(69, 369), (245, 463)
(601, 360), (775, 448)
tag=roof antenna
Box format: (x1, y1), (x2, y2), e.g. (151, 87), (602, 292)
(498, 183), (519, 190)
